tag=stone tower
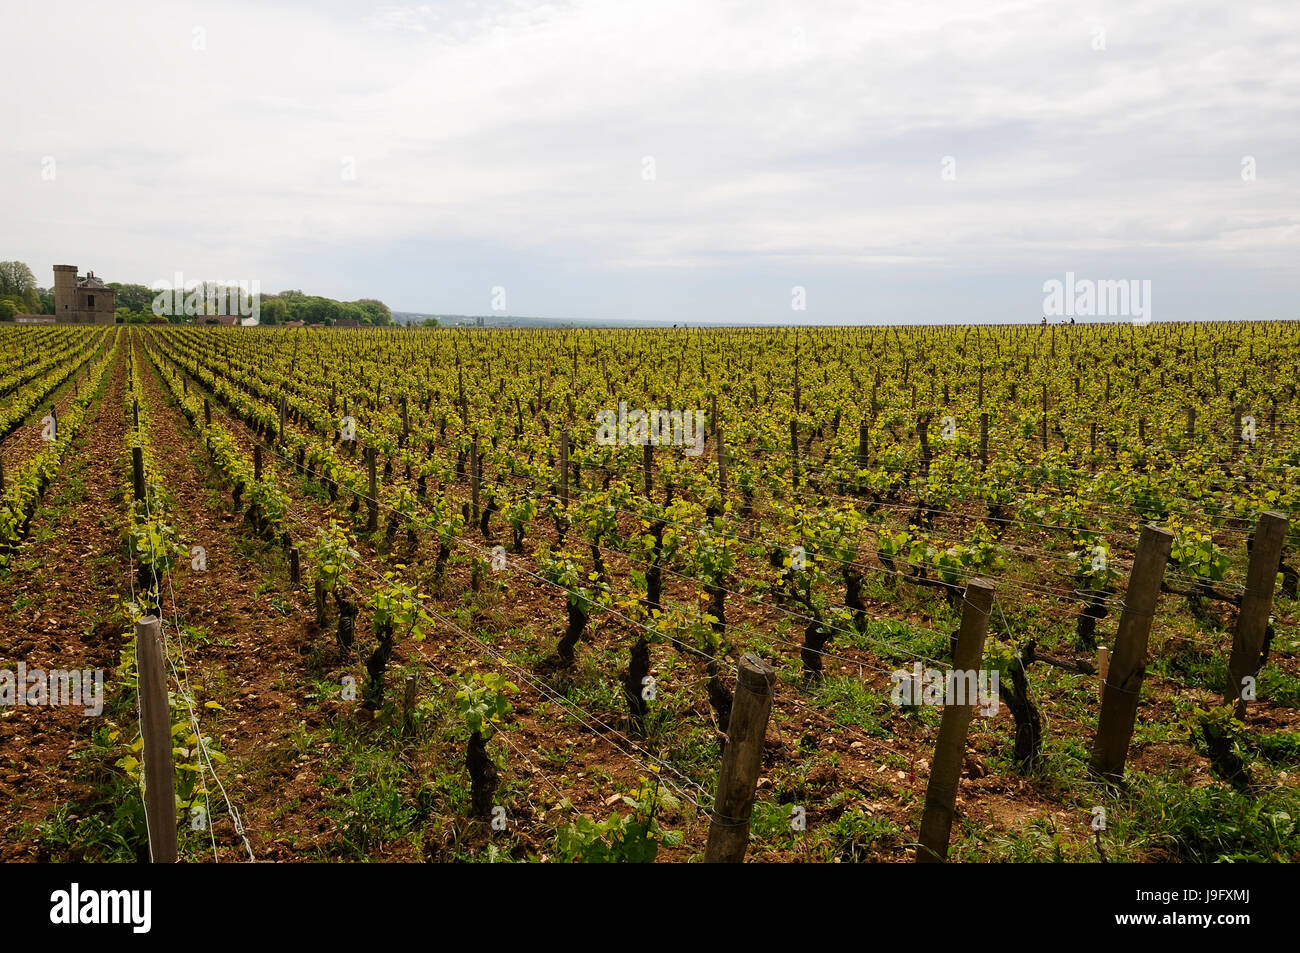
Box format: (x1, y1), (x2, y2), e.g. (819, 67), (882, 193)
(51, 264), (116, 324)
(53, 264), (78, 320)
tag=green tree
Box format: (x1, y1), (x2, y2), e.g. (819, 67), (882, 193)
(107, 282), (156, 312)
(0, 261), (36, 297)
(0, 299), (18, 321)
(354, 298), (392, 325)
(260, 297), (288, 325)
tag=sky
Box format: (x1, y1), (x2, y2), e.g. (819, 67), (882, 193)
(2, 0), (1298, 324)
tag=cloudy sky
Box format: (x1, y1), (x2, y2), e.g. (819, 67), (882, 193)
(3, 0), (1297, 323)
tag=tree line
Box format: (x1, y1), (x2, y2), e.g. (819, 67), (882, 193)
(0, 260), (393, 326)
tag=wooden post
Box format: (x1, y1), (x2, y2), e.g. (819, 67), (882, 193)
(278, 395), (287, 446)
(793, 344), (802, 414)
(471, 434), (481, 522)
(979, 412), (988, 471)
(1090, 525), (1174, 781)
(917, 577), (995, 863)
(917, 413), (931, 479)
(366, 446), (379, 532)
(204, 398), (211, 425)
(716, 422), (727, 499)
(858, 421), (869, 473)
(1097, 645), (1110, 700)
(1186, 405), (1195, 439)
(401, 396), (409, 444)
(136, 616), (178, 863)
(289, 547), (301, 586)
(1233, 406), (1243, 455)
(789, 417), (799, 490)
(643, 442), (653, 498)
(253, 445), (262, 482)
(559, 431), (569, 508)
(133, 398), (139, 431)
(704, 653), (775, 863)
(132, 446), (146, 504)
(1225, 512), (1288, 718)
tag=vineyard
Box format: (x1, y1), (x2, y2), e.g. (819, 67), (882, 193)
(1, 322), (1297, 863)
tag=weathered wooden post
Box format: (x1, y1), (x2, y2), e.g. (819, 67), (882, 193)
(132, 446), (146, 504)
(366, 445), (379, 533)
(136, 616), (178, 863)
(204, 398), (211, 425)
(716, 420), (727, 500)
(289, 547), (301, 586)
(1097, 645), (1110, 700)
(1225, 512), (1289, 719)
(643, 441), (653, 498)
(1090, 525), (1174, 781)
(253, 445), (262, 482)
(704, 653), (775, 863)
(789, 417), (799, 490)
(559, 430), (569, 508)
(471, 434), (480, 522)
(979, 412), (989, 471)
(917, 577), (995, 862)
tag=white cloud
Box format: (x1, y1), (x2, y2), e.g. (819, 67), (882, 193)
(1, 0), (1296, 319)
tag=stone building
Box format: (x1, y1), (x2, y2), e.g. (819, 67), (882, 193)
(52, 264), (116, 324)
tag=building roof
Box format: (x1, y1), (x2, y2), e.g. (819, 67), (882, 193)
(77, 271), (110, 289)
